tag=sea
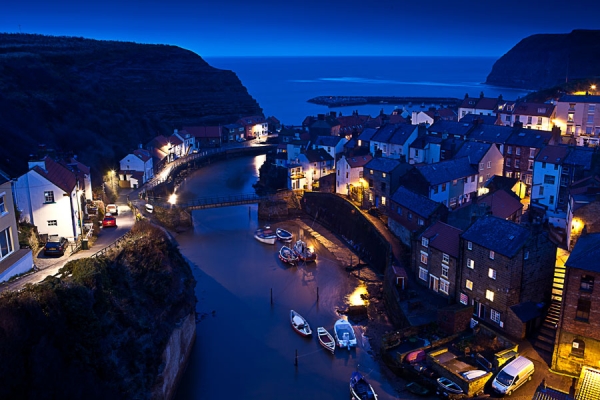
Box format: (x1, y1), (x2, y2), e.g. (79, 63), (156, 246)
(204, 56), (531, 126)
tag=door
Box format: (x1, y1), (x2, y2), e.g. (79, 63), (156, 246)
(429, 275), (439, 292)
(473, 300), (485, 319)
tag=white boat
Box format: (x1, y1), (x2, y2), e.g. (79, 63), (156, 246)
(254, 226), (277, 245)
(334, 318), (357, 349)
(290, 310), (312, 336)
(317, 327), (335, 354)
(276, 228), (293, 242)
(278, 245), (298, 265)
(460, 370), (487, 381)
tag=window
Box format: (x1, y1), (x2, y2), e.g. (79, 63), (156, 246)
(568, 113), (574, 122)
(48, 220), (58, 226)
(544, 175), (555, 184)
(505, 115), (511, 122)
(439, 279), (449, 295)
(487, 161), (491, 169)
(537, 117), (543, 125)
(528, 160), (534, 171)
(381, 196), (386, 206)
(489, 250), (495, 260)
(420, 251), (428, 265)
(467, 241), (472, 250)
(44, 191), (55, 203)
(529, 148), (536, 158)
(460, 293), (468, 305)
(549, 195), (555, 205)
(382, 172), (386, 178)
(368, 179), (373, 188)
(580, 275), (594, 292)
(0, 194), (5, 214)
(479, 163), (484, 171)
(505, 158), (511, 167)
(507, 146), (512, 155)
(432, 185), (438, 194)
(452, 179), (458, 186)
(422, 237), (429, 247)
(576, 299), (591, 322)
(571, 339), (585, 358)
(527, 116), (532, 125)
(524, 251), (529, 260)
(381, 182), (386, 191)
(0, 227), (14, 260)
(370, 169), (374, 175)
(466, 280), (473, 290)
(539, 186), (544, 196)
(441, 183), (447, 192)
(397, 207), (402, 216)
(418, 218), (424, 226)
(516, 147), (521, 156)
(419, 267), (428, 281)
(442, 264), (449, 278)
(514, 159), (520, 169)
(467, 258), (474, 269)
(486, 290), (494, 302)
(442, 253), (449, 264)
(488, 268), (496, 280)
(490, 309), (501, 324)
(408, 213), (412, 221)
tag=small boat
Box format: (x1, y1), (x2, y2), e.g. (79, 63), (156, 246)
(349, 371), (378, 400)
(436, 377), (463, 395)
(254, 226), (277, 245)
(406, 381), (430, 397)
(292, 239), (316, 262)
(334, 318), (357, 349)
(290, 310), (312, 336)
(460, 370), (487, 381)
(317, 327), (335, 354)
(405, 349), (426, 364)
(279, 245), (298, 265)
(276, 228), (293, 242)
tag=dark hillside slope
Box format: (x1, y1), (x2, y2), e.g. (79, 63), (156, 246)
(0, 33), (262, 178)
(485, 30), (600, 90)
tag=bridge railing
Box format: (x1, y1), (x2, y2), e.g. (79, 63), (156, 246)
(179, 193), (265, 209)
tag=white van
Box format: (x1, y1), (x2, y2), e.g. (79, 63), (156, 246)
(492, 355), (534, 395)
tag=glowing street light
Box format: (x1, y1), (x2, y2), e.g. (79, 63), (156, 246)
(168, 193), (177, 205)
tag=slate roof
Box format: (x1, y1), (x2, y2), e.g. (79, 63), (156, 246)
(167, 134), (183, 146)
(461, 215), (530, 258)
(133, 149), (152, 162)
(454, 141), (493, 163)
(459, 96), (500, 110)
(558, 94), (600, 104)
(345, 154), (373, 168)
(31, 156), (77, 193)
(357, 127), (378, 142)
(532, 385), (574, 400)
(535, 145), (569, 164)
(459, 114), (497, 125)
(564, 146), (594, 169)
(315, 136), (343, 147)
(565, 232), (600, 273)
(467, 124), (513, 144)
(513, 102), (555, 117)
(428, 120), (473, 137)
(364, 157), (402, 173)
(416, 157), (477, 185)
(391, 186), (442, 219)
(505, 128), (553, 147)
(510, 301), (544, 323)
(420, 221), (461, 258)
(372, 123), (417, 145)
(477, 189), (523, 220)
(304, 148), (333, 163)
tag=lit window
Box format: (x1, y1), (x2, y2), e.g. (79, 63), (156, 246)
(381, 196), (386, 206)
(0, 227), (14, 260)
(370, 169), (374, 175)
(382, 172), (386, 178)
(489, 251), (494, 260)
(516, 147), (521, 156)
(467, 241), (472, 250)
(420, 251), (428, 265)
(487, 161), (491, 169)
(422, 237), (428, 247)
(44, 191), (55, 203)
(488, 268), (496, 280)
(466, 280), (473, 291)
(460, 293), (468, 305)
(0, 194), (5, 214)
(442, 253), (449, 264)
(467, 258), (474, 269)
(507, 146), (512, 155)
(418, 218), (424, 226)
(571, 339), (585, 358)
(486, 290), (494, 301)
(490, 309), (501, 323)
(439, 279), (449, 295)
(419, 267), (428, 281)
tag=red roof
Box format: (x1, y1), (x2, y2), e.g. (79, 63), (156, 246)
(32, 156), (77, 193)
(183, 126), (221, 138)
(150, 135), (170, 148)
(513, 102), (555, 117)
(168, 134), (183, 146)
(422, 221), (462, 258)
(346, 154), (373, 168)
(237, 115), (265, 126)
(133, 149), (151, 162)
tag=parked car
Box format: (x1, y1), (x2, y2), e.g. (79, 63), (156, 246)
(106, 204), (118, 215)
(102, 215), (117, 228)
(44, 237), (69, 257)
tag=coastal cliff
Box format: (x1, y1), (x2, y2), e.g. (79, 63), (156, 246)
(0, 221), (196, 399)
(0, 33), (263, 178)
(485, 30), (600, 90)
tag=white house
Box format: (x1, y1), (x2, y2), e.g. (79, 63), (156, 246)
(369, 123), (419, 161)
(554, 94), (600, 146)
(0, 169), (33, 282)
(13, 156), (87, 240)
(297, 147), (334, 191)
(496, 101), (555, 131)
(314, 135), (348, 159)
(119, 148), (154, 188)
(532, 145), (568, 216)
(458, 95), (501, 120)
(335, 154), (373, 195)
(454, 141), (504, 195)
(408, 135), (442, 164)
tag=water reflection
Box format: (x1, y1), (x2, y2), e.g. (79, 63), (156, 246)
(346, 284), (369, 307)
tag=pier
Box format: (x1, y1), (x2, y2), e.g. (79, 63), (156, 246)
(307, 95), (461, 108)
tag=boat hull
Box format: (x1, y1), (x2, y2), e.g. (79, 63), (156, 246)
(292, 240), (316, 262)
(350, 371), (378, 400)
(254, 226), (277, 244)
(279, 246), (298, 265)
(276, 228), (293, 242)
(334, 318), (357, 349)
(290, 310), (312, 336)
(317, 327), (335, 354)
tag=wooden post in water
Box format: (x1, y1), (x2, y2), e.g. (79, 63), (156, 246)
(295, 349), (298, 367)
(317, 287), (319, 302)
(270, 288), (273, 305)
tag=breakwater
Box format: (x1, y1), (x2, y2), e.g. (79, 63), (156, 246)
(308, 95), (461, 108)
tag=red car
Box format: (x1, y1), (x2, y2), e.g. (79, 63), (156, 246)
(102, 215), (117, 228)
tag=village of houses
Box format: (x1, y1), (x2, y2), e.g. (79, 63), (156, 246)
(1, 93), (600, 398)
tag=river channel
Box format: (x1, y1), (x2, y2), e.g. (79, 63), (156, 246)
(172, 155), (404, 399)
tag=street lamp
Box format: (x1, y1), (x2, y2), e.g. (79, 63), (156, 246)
(110, 170), (117, 194)
(591, 85), (597, 95)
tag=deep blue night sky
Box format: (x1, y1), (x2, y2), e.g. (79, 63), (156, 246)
(3, 0), (599, 57)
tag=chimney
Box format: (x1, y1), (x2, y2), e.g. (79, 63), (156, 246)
(318, 114), (325, 120)
(28, 156), (46, 172)
(330, 111), (336, 118)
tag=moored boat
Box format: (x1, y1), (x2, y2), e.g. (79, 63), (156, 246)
(292, 239), (316, 262)
(317, 327), (335, 354)
(254, 226), (277, 245)
(279, 245), (298, 265)
(334, 318), (357, 349)
(276, 228), (293, 242)
(290, 310), (312, 336)
(349, 371), (378, 400)
(436, 376), (463, 395)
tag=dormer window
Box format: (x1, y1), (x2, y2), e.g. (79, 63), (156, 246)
(422, 237), (429, 247)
